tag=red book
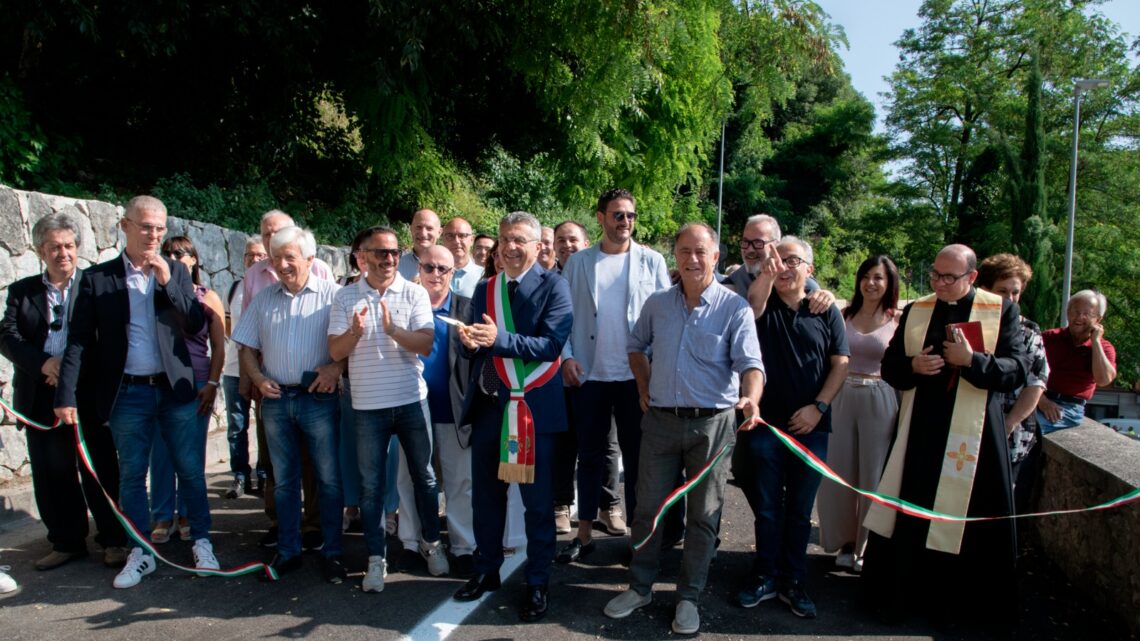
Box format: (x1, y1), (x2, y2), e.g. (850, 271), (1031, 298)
(946, 321), (985, 353)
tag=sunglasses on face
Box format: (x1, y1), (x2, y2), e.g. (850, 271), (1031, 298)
(420, 263), (453, 275)
(611, 211), (637, 222)
(357, 248), (401, 260)
(165, 249), (192, 260)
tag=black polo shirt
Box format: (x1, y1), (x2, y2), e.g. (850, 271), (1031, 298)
(756, 288), (849, 434)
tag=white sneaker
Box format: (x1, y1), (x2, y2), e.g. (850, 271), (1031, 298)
(604, 589), (652, 618)
(672, 599), (700, 635)
(193, 539), (220, 574)
(113, 548), (156, 588)
(361, 555), (387, 593)
(0, 566), (18, 594)
(420, 540), (450, 577)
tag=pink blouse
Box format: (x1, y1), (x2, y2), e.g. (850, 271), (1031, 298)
(845, 316), (898, 377)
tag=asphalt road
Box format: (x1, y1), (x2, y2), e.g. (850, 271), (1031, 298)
(0, 467), (1130, 641)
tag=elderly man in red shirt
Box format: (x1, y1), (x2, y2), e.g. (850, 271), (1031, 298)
(1037, 289), (1117, 434)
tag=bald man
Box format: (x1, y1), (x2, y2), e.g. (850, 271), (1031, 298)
(862, 243), (1029, 625)
(399, 209), (442, 280)
(442, 218), (484, 297)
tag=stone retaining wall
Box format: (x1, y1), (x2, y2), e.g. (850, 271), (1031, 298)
(0, 186), (349, 483)
(1033, 419), (1140, 634)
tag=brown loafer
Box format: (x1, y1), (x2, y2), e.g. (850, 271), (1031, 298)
(103, 546), (129, 568)
(35, 549), (87, 571)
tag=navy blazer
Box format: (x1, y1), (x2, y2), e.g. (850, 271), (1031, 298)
(459, 265), (572, 434)
(0, 271), (82, 422)
(55, 254), (205, 423)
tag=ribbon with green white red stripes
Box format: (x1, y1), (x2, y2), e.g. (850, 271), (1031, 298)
(631, 418), (1140, 551)
(1, 397), (277, 580)
(486, 273), (560, 484)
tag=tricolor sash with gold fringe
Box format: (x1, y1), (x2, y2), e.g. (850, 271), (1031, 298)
(486, 273), (560, 484)
(864, 289), (1003, 554)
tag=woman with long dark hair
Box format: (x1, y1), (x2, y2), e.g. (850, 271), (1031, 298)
(817, 255), (900, 572)
(149, 236), (226, 543)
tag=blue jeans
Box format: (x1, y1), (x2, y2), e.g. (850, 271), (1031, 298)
(260, 389), (344, 560)
(108, 381), (211, 542)
(734, 427), (828, 582)
(223, 375), (263, 482)
(356, 399), (440, 558)
(149, 381), (208, 524)
(339, 379), (361, 507)
(1036, 400), (1085, 435)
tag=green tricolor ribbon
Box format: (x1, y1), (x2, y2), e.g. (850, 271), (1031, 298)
(1, 397), (277, 580)
(632, 419), (1140, 552)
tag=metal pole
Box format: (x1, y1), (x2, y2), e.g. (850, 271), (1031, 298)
(1061, 86), (1082, 328)
(716, 120), (726, 243)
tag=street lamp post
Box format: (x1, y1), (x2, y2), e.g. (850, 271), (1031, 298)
(1061, 78), (1110, 327)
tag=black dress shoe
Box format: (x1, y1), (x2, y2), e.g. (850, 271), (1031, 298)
(453, 573), (501, 601)
(264, 554), (302, 580)
(555, 537), (595, 564)
(519, 584), (549, 622)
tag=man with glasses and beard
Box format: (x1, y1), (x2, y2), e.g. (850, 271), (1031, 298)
(862, 244), (1029, 628)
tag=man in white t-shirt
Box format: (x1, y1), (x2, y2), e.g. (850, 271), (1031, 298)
(556, 189), (672, 563)
(328, 225), (447, 593)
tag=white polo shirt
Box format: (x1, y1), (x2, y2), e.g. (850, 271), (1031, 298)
(328, 273), (434, 410)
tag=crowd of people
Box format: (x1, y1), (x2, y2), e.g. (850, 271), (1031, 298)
(0, 190), (1119, 633)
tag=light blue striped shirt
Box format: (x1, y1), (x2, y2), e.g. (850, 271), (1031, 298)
(122, 255), (163, 375)
(41, 272), (75, 358)
(628, 280), (764, 409)
(232, 277), (341, 385)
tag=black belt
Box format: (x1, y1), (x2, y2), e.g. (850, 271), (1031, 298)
(657, 406), (724, 419)
(122, 373), (168, 386)
(279, 384), (311, 395)
(1045, 390), (1086, 406)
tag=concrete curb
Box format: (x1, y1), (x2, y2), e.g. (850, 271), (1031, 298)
(0, 428), (232, 531)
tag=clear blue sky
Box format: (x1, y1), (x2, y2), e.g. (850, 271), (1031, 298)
(813, 0), (1138, 132)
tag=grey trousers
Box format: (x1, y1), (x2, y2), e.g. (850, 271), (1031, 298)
(628, 407), (735, 602)
(816, 377), (898, 555)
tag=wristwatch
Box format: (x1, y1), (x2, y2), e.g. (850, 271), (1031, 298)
(814, 400), (829, 414)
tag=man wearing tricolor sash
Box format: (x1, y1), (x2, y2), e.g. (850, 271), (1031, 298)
(452, 211), (573, 623)
(862, 244), (1029, 625)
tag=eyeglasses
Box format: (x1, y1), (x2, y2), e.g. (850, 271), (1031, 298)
(124, 218), (167, 236)
(165, 249), (192, 259)
(610, 211), (637, 222)
(356, 248), (401, 260)
(740, 238), (776, 250)
(442, 232), (473, 242)
(781, 256), (810, 269)
(50, 304), (64, 331)
(244, 252), (267, 261)
(929, 269), (971, 285)
(420, 263), (453, 275)
(498, 235), (537, 247)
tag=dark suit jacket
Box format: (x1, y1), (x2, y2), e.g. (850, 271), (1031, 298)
(0, 271), (83, 423)
(442, 294), (473, 446)
(55, 254), (205, 423)
(459, 265), (572, 434)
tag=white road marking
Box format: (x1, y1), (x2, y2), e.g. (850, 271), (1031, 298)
(398, 551), (529, 641)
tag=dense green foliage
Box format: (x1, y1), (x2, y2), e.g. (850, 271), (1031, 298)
(1, 0), (1138, 380)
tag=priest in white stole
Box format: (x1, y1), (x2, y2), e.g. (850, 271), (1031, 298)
(862, 244), (1029, 626)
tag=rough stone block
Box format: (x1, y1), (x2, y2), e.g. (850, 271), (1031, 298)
(97, 247), (120, 263)
(211, 270), (234, 307)
(12, 252), (41, 280)
(0, 253), (16, 291)
(0, 424), (28, 478)
(187, 222), (227, 274)
(85, 199), (122, 249)
(0, 188), (27, 253)
(26, 192), (54, 228)
(166, 217), (187, 239)
(227, 229), (252, 275)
